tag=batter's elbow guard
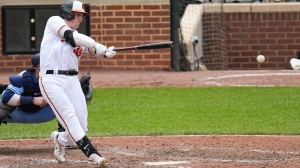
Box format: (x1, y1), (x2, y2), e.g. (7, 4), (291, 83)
(64, 30), (76, 47)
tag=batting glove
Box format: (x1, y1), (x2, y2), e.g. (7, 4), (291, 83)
(104, 46), (116, 58)
(94, 43), (107, 56)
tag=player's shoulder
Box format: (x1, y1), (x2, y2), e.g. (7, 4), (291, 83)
(46, 16), (66, 31)
(48, 16), (63, 22)
(47, 16), (65, 26)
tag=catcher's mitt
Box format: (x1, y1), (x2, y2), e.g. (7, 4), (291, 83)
(79, 71), (93, 104)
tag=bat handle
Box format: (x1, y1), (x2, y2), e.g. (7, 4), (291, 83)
(114, 47), (136, 51)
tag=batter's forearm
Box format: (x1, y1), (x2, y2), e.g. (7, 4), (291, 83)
(59, 26), (108, 59)
(59, 26), (96, 49)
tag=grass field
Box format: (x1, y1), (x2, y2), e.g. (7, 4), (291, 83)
(1, 86), (300, 140)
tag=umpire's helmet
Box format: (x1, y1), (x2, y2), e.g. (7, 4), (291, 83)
(31, 53), (40, 68)
(60, 0), (87, 21)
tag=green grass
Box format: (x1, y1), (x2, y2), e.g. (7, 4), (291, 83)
(1, 86), (300, 139)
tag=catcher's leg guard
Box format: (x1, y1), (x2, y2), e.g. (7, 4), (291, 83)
(76, 135), (101, 157)
(0, 100), (16, 124)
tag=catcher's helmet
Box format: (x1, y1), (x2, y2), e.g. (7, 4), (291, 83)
(60, 0), (87, 21)
(31, 53), (40, 68)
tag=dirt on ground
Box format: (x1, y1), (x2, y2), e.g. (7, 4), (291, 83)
(1, 69), (300, 168)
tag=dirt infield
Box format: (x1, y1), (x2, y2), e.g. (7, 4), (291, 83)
(1, 69), (300, 168)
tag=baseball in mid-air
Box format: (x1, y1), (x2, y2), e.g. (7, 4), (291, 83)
(257, 55), (265, 63)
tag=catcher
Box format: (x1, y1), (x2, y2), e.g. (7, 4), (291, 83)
(0, 53), (93, 125)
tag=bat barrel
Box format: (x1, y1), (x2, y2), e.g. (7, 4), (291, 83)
(113, 41), (174, 51)
(136, 41), (174, 50)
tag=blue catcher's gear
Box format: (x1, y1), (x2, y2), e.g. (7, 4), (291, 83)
(31, 53), (40, 68)
(19, 70), (42, 113)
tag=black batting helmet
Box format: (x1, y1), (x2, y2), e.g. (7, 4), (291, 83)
(31, 53), (40, 68)
(60, 0), (87, 21)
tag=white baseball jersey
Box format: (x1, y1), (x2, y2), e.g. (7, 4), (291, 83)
(40, 16), (88, 75)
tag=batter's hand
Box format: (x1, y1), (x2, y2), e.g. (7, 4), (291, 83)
(105, 46), (116, 58)
(33, 97), (47, 107)
(94, 43), (107, 56)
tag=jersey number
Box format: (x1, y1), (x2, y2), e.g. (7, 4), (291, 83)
(73, 46), (83, 57)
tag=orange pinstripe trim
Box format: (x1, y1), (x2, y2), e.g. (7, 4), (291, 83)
(40, 76), (76, 143)
(58, 25), (67, 35)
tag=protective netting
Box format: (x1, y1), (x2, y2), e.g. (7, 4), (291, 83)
(178, 0), (228, 71)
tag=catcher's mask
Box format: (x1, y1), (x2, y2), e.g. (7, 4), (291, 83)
(60, 0), (88, 21)
(29, 53), (40, 69)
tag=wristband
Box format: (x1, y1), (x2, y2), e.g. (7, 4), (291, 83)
(20, 96), (34, 105)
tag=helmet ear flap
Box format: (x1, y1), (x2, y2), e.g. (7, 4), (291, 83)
(60, 6), (75, 21)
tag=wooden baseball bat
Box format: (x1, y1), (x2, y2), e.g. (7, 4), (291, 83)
(113, 41), (174, 51)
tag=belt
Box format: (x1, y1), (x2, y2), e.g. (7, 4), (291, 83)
(46, 70), (78, 76)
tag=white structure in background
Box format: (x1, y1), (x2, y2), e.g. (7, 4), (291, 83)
(180, 4), (206, 71)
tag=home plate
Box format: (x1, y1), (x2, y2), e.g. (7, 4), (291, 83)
(143, 161), (189, 166)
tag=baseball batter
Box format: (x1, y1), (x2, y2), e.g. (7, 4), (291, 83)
(39, 0), (116, 167)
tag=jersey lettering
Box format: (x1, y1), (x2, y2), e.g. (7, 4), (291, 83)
(73, 46), (83, 57)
